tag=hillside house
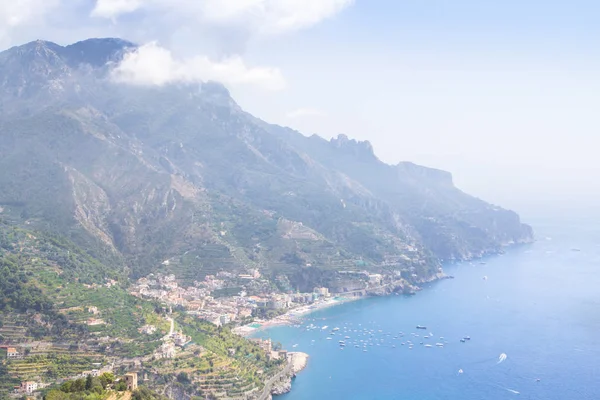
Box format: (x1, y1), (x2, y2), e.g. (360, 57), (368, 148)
(125, 373), (138, 391)
(7, 347), (20, 359)
(20, 381), (38, 394)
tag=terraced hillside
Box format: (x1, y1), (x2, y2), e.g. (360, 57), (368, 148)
(0, 220), (289, 399)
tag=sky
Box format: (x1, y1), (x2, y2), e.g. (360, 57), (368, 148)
(1, 0), (599, 217)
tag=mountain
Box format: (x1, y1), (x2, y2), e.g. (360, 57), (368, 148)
(0, 38), (533, 291)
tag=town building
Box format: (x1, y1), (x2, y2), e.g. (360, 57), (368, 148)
(7, 347), (19, 359)
(156, 342), (176, 359)
(249, 338), (272, 354)
(139, 325), (157, 335)
(20, 381), (38, 394)
(125, 373), (138, 391)
(368, 274), (383, 285)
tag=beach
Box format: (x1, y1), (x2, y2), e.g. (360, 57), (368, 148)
(233, 296), (360, 336)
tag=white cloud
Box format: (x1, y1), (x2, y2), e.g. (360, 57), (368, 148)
(91, 0), (144, 18)
(0, 0), (61, 42)
(0, 0), (353, 93)
(0, 0), (59, 27)
(286, 108), (326, 119)
(91, 0), (354, 34)
(111, 42), (286, 90)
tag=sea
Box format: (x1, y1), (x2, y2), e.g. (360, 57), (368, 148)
(253, 219), (600, 399)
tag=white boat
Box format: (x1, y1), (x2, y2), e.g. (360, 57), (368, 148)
(424, 344), (433, 348)
(435, 343), (444, 347)
(326, 337), (332, 340)
(322, 326), (329, 330)
(333, 327), (340, 331)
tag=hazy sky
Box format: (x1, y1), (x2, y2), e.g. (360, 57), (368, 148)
(1, 0), (599, 216)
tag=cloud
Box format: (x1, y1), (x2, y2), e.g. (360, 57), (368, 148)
(0, 1), (353, 92)
(91, 0), (144, 18)
(286, 108), (326, 119)
(0, 0), (59, 27)
(111, 42), (286, 90)
(91, 0), (354, 34)
(0, 0), (61, 42)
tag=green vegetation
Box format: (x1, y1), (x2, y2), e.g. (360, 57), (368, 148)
(140, 316), (287, 398)
(0, 255), (54, 313)
(42, 373), (165, 400)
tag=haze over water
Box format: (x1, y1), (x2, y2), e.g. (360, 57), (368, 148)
(256, 220), (600, 399)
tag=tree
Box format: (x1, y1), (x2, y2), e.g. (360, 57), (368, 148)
(99, 372), (115, 388)
(85, 374), (93, 390)
(116, 381), (127, 391)
(71, 378), (85, 392)
(60, 381), (72, 393)
(176, 372), (190, 384)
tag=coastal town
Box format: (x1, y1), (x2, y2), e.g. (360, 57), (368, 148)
(0, 263), (423, 398)
(128, 271), (341, 329)
(127, 265), (424, 335)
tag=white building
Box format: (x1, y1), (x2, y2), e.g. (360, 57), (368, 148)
(21, 382), (38, 394)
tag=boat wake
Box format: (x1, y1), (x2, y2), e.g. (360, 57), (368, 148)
(497, 353), (507, 364)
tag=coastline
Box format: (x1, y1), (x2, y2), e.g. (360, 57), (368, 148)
(234, 273), (452, 337)
(234, 296), (362, 336)
(288, 352), (309, 374)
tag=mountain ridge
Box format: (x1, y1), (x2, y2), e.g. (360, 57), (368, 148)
(0, 38), (533, 290)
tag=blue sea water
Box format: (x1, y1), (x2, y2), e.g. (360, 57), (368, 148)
(254, 221), (600, 399)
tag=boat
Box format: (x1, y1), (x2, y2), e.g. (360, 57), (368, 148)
(326, 337), (332, 340)
(322, 326), (328, 330)
(460, 339), (466, 343)
(464, 336), (471, 341)
(435, 343), (444, 347)
(416, 325), (427, 330)
(332, 327), (340, 331)
(424, 344), (432, 348)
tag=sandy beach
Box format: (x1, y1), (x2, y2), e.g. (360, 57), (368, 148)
(233, 296), (360, 336)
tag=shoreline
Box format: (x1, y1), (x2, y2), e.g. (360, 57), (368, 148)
(234, 274), (449, 337)
(288, 352), (309, 374)
(234, 269), (472, 337)
(233, 295), (362, 336)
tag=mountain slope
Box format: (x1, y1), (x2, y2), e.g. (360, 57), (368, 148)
(0, 38), (533, 289)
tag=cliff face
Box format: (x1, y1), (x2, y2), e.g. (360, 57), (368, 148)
(0, 38), (533, 286)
